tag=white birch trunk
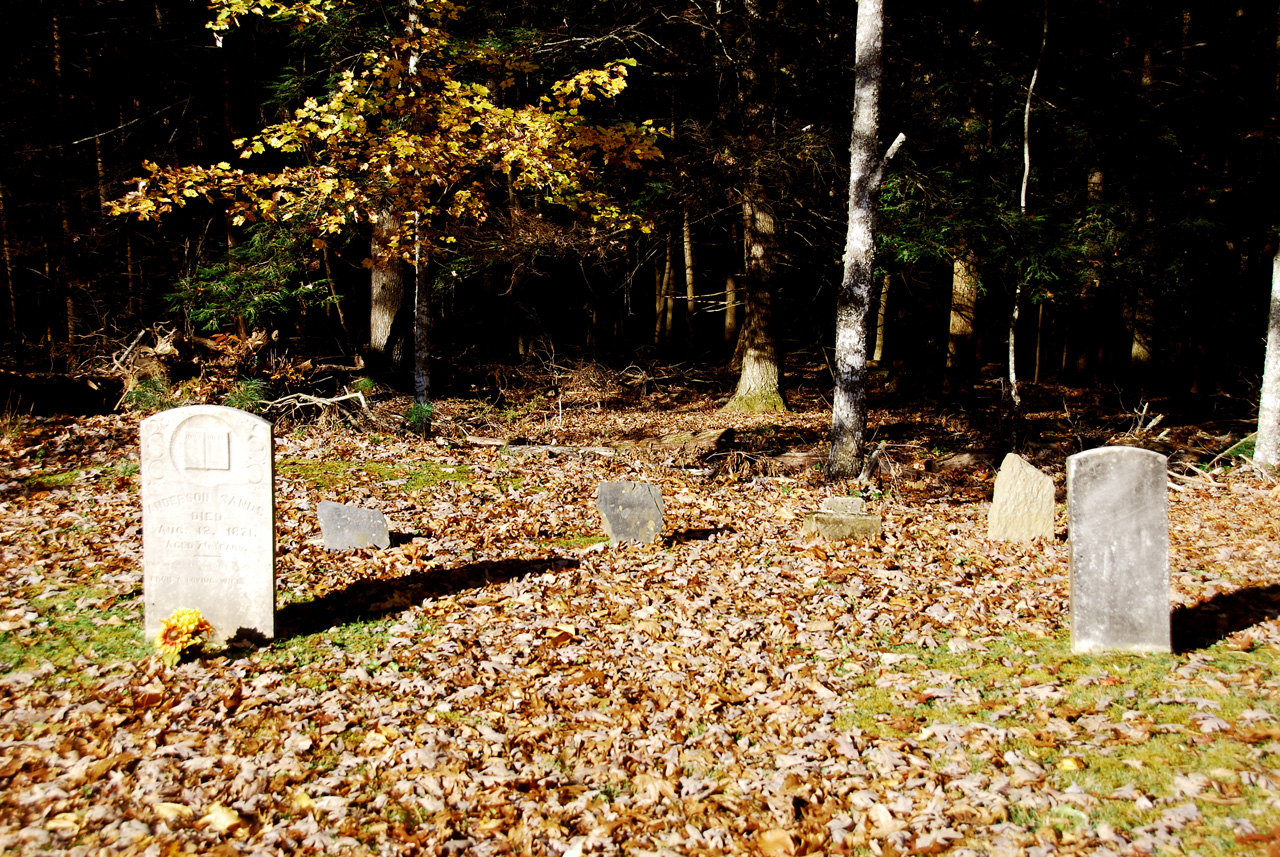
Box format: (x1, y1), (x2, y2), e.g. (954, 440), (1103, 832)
(1256, 245), (1280, 471)
(1010, 5), (1048, 409)
(827, 0), (891, 477)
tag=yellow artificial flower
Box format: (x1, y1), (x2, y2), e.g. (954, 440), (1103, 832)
(156, 608), (215, 664)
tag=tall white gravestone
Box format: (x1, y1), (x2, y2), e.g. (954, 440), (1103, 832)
(1066, 447), (1170, 653)
(141, 405), (275, 645)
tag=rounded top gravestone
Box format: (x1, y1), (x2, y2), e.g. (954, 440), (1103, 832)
(140, 405), (276, 646)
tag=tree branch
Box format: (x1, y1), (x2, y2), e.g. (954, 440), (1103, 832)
(870, 132), (907, 192)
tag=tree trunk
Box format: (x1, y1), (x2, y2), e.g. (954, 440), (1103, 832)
(1009, 2), (1049, 409)
(725, 195), (786, 412)
(683, 209), (696, 351)
(946, 253), (979, 393)
(724, 275), (739, 347)
(413, 258), (431, 414)
(51, 10), (74, 342)
(370, 209), (407, 369)
(664, 232), (676, 346)
(654, 238), (674, 346)
(0, 179), (14, 342)
(321, 246), (351, 349)
(724, 0), (786, 412)
(1127, 292), (1155, 374)
(827, 0), (891, 477)
(1256, 243), (1280, 472)
(1034, 302), (1044, 383)
(873, 273), (889, 364)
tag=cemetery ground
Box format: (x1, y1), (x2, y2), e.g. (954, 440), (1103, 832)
(4, 368), (1280, 857)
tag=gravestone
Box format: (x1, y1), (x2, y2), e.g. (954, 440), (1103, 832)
(317, 500), (391, 550)
(820, 496), (866, 516)
(987, 453), (1055, 542)
(802, 496), (882, 542)
(1066, 447), (1170, 653)
(140, 405), (275, 646)
(596, 481), (664, 545)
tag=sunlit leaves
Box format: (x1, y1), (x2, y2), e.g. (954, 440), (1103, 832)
(112, 2), (662, 261)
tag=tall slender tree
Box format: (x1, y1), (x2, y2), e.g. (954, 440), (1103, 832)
(827, 0), (902, 477)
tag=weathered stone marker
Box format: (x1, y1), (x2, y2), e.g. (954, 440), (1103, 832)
(141, 405), (275, 645)
(801, 496), (882, 542)
(987, 453), (1055, 542)
(318, 500), (391, 551)
(1066, 447), (1170, 653)
(596, 481), (664, 545)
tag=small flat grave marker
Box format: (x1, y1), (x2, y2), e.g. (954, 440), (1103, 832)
(987, 453), (1055, 542)
(318, 500), (391, 551)
(141, 405), (275, 646)
(1067, 446), (1170, 653)
(596, 481), (664, 545)
(801, 495), (882, 542)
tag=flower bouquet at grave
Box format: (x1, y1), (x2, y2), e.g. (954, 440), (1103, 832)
(155, 608), (216, 666)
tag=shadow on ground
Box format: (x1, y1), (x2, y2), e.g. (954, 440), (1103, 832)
(1172, 584), (1280, 652)
(274, 556), (575, 640)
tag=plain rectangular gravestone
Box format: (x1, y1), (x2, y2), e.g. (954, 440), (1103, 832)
(141, 405), (275, 645)
(1067, 447), (1170, 653)
(317, 500), (391, 550)
(596, 481), (664, 545)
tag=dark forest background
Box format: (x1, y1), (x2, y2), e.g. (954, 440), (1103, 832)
(3, 0), (1278, 416)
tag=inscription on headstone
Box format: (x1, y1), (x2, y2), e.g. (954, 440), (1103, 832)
(987, 453), (1055, 542)
(596, 481), (664, 545)
(141, 405), (275, 645)
(317, 500), (391, 551)
(1067, 447), (1170, 653)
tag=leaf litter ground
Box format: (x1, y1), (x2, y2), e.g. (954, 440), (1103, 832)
(4, 382), (1280, 857)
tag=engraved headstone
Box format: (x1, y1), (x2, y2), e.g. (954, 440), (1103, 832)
(595, 481), (664, 545)
(141, 405), (275, 645)
(1067, 447), (1170, 653)
(317, 500), (391, 551)
(987, 453), (1055, 542)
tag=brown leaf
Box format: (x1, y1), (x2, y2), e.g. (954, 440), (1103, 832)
(757, 828), (795, 857)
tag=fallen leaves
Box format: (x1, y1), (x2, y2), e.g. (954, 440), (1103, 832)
(4, 404), (1280, 855)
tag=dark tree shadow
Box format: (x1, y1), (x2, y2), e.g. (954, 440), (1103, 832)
(1171, 584), (1280, 652)
(274, 556), (576, 641)
(667, 526), (731, 545)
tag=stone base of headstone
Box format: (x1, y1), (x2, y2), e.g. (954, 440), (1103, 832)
(802, 511), (882, 542)
(317, 500), (391, 550)
(596, 481), (664, 545)
(987, 453), (1055, 542)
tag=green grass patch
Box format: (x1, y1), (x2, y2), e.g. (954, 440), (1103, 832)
(278, 457), (472, 493)
(824, 629), (1280, 846)
(0, 582), (148, 683)
(24, 469), (82, 490)
(542, 534), (609, 550)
